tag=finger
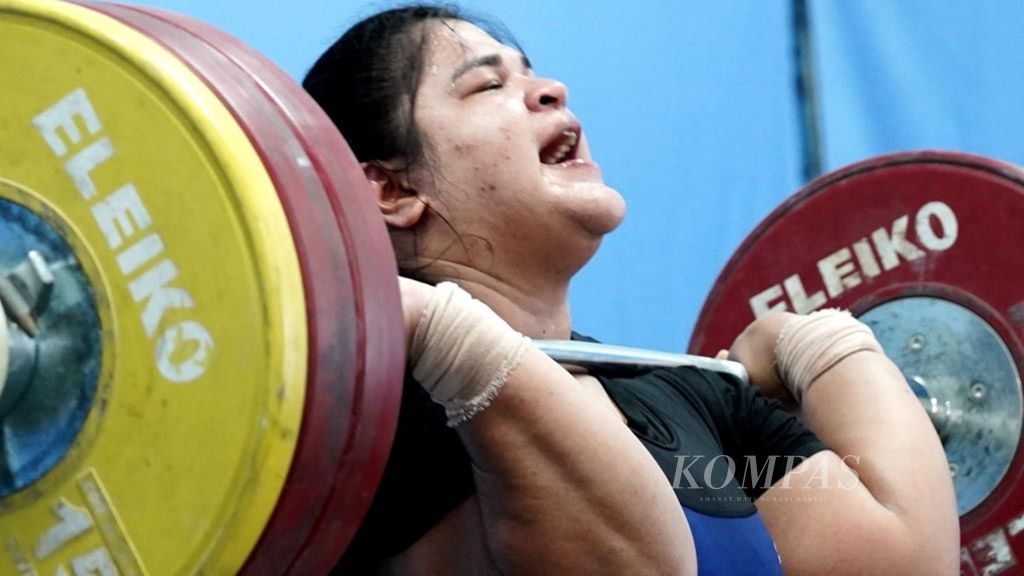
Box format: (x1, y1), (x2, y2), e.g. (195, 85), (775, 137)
(715, 349), (729, 360)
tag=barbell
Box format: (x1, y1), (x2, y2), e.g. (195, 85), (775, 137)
(0, 1), (1021, 575)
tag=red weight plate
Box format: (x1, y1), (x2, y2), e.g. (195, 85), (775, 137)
(112, 7), (407, 573)
(690, 151), (1024, 575)
(103, 12), (407, 567)
(79, 3), (404, 574)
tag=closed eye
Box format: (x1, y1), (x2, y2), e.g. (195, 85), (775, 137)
(477, 80), (503, 92)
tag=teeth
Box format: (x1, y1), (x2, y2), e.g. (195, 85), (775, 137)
(542, 130), (579, 165)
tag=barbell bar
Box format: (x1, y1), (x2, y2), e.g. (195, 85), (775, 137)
(534, 338), (964, 437)
(535, 339), (749, 382)
(1, 1), (1023, 575)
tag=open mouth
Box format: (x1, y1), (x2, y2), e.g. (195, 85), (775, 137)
(540, 129), (580, 165)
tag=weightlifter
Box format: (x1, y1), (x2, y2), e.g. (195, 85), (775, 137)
(302, 5), (960, 574)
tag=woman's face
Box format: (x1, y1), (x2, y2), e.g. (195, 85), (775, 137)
(408, 20), (626, 280)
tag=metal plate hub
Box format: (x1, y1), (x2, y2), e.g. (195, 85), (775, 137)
(861, 297), (1023, 515)
(0, 190), (101, 498)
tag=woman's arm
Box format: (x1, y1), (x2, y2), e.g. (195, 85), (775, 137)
(733, 312), (959, 576)
(394, 278), (696, 575)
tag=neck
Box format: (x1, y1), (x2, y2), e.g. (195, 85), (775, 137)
(423, 261), (573, 339)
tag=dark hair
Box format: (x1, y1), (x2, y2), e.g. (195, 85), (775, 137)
(303, 3), (519, 170)
(304, 4), (521, 280)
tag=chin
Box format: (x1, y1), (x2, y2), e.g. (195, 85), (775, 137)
(579, 184), (627, 236)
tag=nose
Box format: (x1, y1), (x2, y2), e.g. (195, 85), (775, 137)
(526, 77), (568, 111)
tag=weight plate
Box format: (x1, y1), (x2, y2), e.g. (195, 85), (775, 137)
(0, 1), (307, 574)
(690, 151), (1024, 574)
(79, 3), (405, 573)
(121, 15), (406, 574)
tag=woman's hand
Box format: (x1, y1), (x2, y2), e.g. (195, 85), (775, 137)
(725, 311), (799, 410)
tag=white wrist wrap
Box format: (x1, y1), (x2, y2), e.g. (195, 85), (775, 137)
(774, 309), (884, 403)
(410, 282), (531, 426)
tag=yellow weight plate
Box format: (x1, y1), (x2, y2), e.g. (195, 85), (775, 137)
(0, 1), (307, 574)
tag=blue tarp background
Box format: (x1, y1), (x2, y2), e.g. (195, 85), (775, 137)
(131, 0), (1024, 351)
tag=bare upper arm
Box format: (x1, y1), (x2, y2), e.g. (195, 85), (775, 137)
(381, 496), (501, 576)
(756, 450), (954, 576)
(380, 371), (693, 576)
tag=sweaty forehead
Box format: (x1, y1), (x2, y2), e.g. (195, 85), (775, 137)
(422, 19), (518, 73)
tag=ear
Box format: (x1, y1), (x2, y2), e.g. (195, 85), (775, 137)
(363, 162), (428, 229)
